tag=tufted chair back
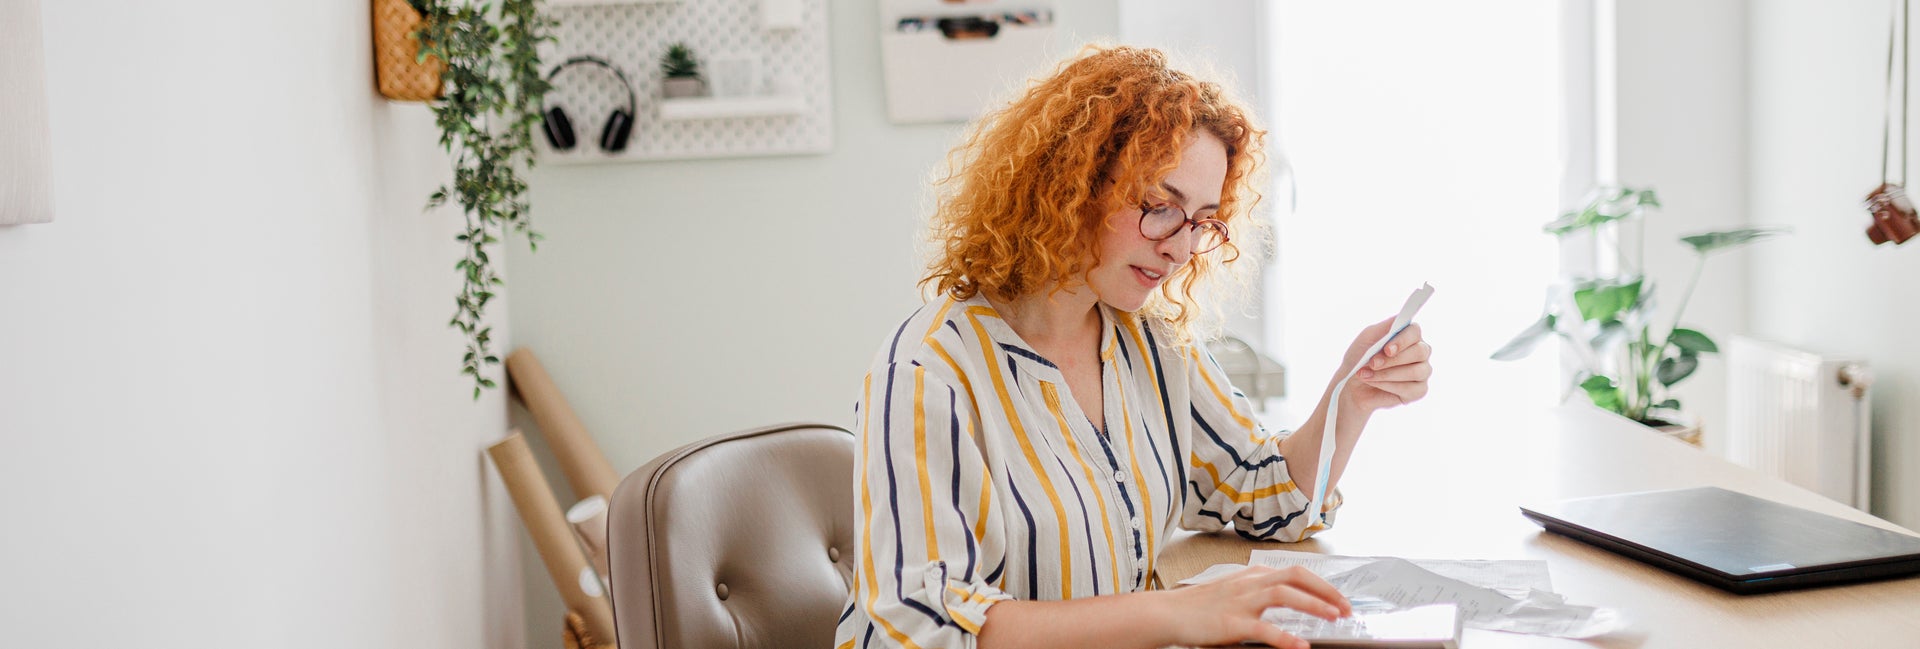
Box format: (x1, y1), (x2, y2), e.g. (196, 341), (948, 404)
(608, 423), (856, 649)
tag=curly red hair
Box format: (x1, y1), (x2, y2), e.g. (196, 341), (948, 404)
(921, 44), (1269, 344)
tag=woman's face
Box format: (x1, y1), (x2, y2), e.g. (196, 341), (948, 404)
(1086, 131), (1229, 312)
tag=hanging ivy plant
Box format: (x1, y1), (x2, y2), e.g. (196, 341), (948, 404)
(413, 0), (554, 398)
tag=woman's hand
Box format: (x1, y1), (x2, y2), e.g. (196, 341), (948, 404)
(1157, 566), (1353, 649)
(1335, 316), (1433, 415)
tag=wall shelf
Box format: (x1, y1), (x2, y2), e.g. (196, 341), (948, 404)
(536, 0), (832, 164)
(656, 93), (806, 121)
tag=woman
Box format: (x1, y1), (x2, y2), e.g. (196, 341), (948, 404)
(837, 45), (1433, 649)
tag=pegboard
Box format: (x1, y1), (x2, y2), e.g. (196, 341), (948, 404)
(536, 0), (832, 164)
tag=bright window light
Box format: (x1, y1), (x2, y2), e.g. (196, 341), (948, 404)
(1264, 1), (1564, 428)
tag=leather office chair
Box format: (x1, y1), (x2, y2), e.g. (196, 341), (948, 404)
(607, 423), (856, 649)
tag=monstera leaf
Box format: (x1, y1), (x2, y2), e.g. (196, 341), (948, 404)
(1657, 352), (1700, 387)
(1579, 375), (1626, 415)
(1667, 328), (1718, 354)
(1496, 184), (1788, 425)
(1544, 187), (1660, 235)
(1491, 313), (1556, 361)
(1680, 227), (1789, 255)
(1572, 278), (1643, 323)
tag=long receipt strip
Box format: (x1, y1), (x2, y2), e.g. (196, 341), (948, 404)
(1306, 283), (1435, 526)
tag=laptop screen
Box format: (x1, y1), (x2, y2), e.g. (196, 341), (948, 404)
(1523, 487), (1920, 579)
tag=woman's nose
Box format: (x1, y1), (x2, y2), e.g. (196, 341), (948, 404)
(1157, 227), (1196, 265)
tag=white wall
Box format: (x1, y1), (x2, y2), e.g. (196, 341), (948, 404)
(1117, 0), (1272, 348)
(1117, 1), (1265, 110)
(504, 0), (1115, 642)
(1613, 0), (1753, 456)
(1747, 0), (1920, 529)
(1611, 0), (1919, 529)
(0, 2), (521, 647)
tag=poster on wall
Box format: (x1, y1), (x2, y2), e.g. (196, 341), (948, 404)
(879, 0), (1059, 124)
(2, 0), (56, 226)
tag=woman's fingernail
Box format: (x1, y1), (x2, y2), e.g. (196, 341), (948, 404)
(1358, 368), (1373, 379)
(1388, 344), (1398, 356)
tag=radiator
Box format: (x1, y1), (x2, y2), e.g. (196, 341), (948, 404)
(1724, 336), (1873, 510)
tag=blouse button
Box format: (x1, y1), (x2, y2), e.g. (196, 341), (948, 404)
(829, 547), (840, 562)
(1113, 471), (1127, 483)
(716, 583), (730, 600)
(1129, 517), (1142, 531)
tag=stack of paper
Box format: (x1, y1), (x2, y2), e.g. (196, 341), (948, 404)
(1184, 549), (1627, 641)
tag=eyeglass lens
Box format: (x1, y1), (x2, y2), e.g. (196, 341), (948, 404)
(1140, 203), (1226, 253)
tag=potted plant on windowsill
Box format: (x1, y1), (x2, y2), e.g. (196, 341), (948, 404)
(1491, 187), (1787, 445)
(659, 42), (706, 98)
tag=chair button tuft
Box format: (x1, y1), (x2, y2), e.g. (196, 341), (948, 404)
(716, 583), (730, 600)
(829, 547), (841, 562)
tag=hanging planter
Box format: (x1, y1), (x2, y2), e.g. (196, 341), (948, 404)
(414, 0), (553, 398)
(373, 0), (444, 101)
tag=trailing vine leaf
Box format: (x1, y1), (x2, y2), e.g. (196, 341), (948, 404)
(416, 0), (554, 398)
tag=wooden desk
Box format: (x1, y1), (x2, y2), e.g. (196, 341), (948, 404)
(1154, 404), (1920, 648)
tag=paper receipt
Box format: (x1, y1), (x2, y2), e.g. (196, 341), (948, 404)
(1305, 282), (1435, 526)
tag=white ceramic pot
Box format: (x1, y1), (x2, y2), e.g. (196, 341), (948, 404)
(662, 77), (706, 99)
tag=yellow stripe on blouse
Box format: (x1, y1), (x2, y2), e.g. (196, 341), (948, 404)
(836, 294), (1341, 649)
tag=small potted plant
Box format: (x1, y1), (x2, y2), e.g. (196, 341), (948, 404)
(1491, 186), (1787, 444)
(659, 42), (706, 98)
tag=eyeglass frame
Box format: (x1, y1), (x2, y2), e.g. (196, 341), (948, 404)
(1137, 201), (1231, 254)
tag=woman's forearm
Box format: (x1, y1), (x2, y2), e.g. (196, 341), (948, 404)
(976, 591), (1177, 649)
(1278, 388), (1370, 498)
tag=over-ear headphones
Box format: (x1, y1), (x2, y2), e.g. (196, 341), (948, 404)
(542, 56), (637, 153)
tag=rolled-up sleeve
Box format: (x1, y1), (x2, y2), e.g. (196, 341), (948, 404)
(853, 362), (1013, 647)
(1180, 346), (1341, 542)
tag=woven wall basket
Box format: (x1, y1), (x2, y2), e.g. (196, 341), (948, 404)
(373, 0), (443, 101)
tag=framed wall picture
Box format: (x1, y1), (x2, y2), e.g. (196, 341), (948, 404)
(2, 0), (55, 226)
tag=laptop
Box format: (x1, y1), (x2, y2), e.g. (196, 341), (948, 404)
(1521, 486), (1920, 594)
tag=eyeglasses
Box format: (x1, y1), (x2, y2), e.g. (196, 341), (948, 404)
(1139, 202), (1230, 254)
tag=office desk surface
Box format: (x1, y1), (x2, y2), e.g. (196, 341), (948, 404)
(1154, 404), (1920, 649)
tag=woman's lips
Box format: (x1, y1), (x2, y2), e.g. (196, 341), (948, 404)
(1132, 265), (1163, 287)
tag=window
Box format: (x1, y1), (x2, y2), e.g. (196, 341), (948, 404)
(1264, 1), (1565, 424)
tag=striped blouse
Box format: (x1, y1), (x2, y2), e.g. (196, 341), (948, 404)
(834, 294), (1343, 649)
